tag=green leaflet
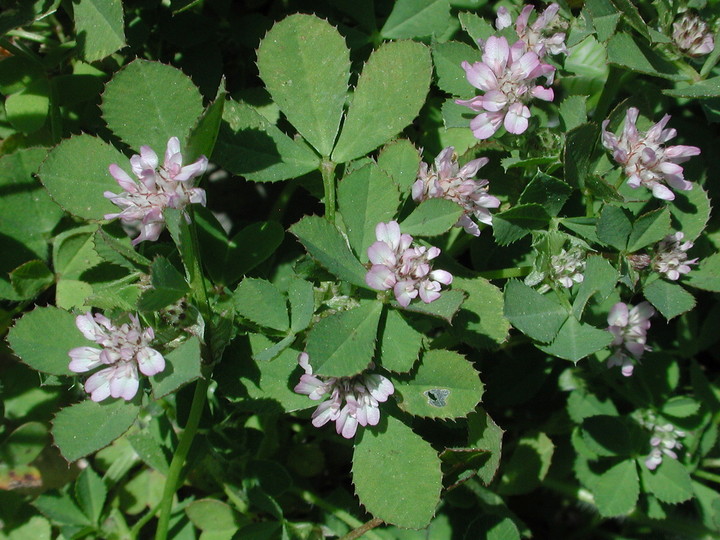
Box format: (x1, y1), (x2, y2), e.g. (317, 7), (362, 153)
(538, 316), (613, 363)
(643, 279), (696, 320)
(401, 198), (464, 237)
(503, 280), (568, 343)
(337, 163), (401, 261)
(498, 432), (554, 495)
(138, 257), (189, 312)
(213, 99), (319, 182)
(38, 135), (126, 221)
(607, 32), (682, 81)
(101, 59), (203, 153)
(432, 41), (479, 98)
(627, 208), (672, 252)
(394, 349), (483, 419)
(381, 0), (452, 39)
(7, 306), (86, 377)
(332, 40), (432, 163)
(639, 458), (694, 505)
(378, 309), (423, 373)
(669, 186), (711, 242)
(289, 215), (369, 289)
(305, 300), (382, 377)
(686, 253), (720, 293)
(151, 337), (202, 399)
(451, 276), (509, 349)
(493, 204), (552, 245)
(353, 416), (442, 529)
(73, 0), (125, 62)
(233, 278), (289, 332)
(53, 399), (140, 462)
(257, 14), (350, 157)
(591, 459), (639, 517)
(376, 139), (422, 194)
(74, 467), (107, 524)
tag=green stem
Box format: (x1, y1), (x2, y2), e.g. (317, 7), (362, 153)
(477, 266), (532, 280)
(154, 377), (210, 540)
(155, 208), (215, 540)
(693, 469), (720, 485)
(130, 501), (162, 540)
(320, 159), (337, 224)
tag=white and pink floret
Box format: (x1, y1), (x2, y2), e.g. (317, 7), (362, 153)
(105, 137), (208, 245)
(457, 35), (555, 139)
(606, 301), (655, 377)
(68, 312), (165, 402)
(365, 221), (453, 308)
(601, 108), (700, 201)
(294, 353), (394, 439)
(412, 147), (500, 236)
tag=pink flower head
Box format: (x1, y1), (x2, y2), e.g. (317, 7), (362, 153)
(601, 108), (700, 201)
(105, 137), (208, 245)
(412, 147), (500, 236)
(652, 232), (698, 280)
(457, 35), (555, 139)
(365, 221), (453, 307)
(68, 312), (165, 402)
(673, 12), (715, 57)
(496, 3), (568, 57)
(294, 353), (394, 439)
(606, 301), (655, 377)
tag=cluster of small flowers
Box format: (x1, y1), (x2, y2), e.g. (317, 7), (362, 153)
(638, 411), (686, 471)
(496, 3), (568, 57)
(105, 137), (208, 245)
(365, 221), (453, 307)
(652, 232), (698, 281)
(651, 232), (698, 281)
(294, 353), (394, 439)
(601, 108), (700, 201)
(549, 246), (586, 288)
(68, 313), (165, 402)
(457, 3), (566, 139)
(412, 147), (500, 236)
(606, 301), (655, 377)
(673, 12), (715, 57)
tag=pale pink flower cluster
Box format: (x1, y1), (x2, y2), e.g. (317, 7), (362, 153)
(365, 221), (453, 307)
(673, 12), (715, 57)
(105, 137), (208, 245)
(496, 3), (568, 58)
(412, 147), (500, 236)
(294, 353), (394, 439)
(652, 232), (698, 280)
(601, 108), (700, 201)
(68, 313), (165, 402)
(638, 411), (685, 471)
(457, 35), (555, 139)
(606, 301), (654, 377)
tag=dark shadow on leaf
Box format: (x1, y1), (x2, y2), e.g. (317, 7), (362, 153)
(212, 124), (283, 176)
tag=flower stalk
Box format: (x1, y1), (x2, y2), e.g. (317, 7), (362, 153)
(154, 375), (210, 540)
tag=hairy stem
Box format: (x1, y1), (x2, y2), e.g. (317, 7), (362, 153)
(154, 376), (210, 540)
